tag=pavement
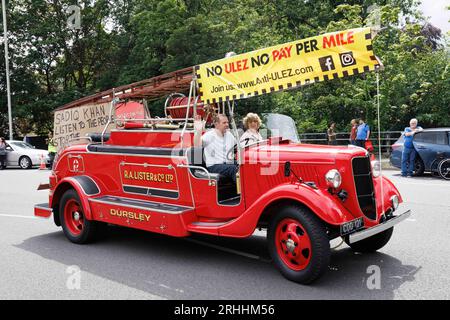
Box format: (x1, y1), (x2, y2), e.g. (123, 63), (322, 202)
(0, 167), (449, 300)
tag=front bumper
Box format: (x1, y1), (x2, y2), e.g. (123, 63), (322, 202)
(348, 207), (411, 244)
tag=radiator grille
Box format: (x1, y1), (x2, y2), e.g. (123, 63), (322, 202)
(352, 157), (377, 220)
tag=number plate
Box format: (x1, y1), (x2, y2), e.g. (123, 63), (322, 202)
(340, 217), (364, 236)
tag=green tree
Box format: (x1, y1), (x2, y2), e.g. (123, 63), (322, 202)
(1, 0), (448, 138)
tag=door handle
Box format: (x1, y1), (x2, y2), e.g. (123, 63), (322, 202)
(416, 145), (426, 149)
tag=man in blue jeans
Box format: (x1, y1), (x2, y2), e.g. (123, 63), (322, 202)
(355, 118), (370, 148)
(401, 118), (423, 177)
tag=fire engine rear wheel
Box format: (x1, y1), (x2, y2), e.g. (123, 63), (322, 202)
(345, 227), (393, 253)
(59, 189), (99, 244)
(268, 205), (330, 284)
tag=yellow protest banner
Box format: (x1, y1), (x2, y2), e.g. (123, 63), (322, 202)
(195, 27), (380, 104)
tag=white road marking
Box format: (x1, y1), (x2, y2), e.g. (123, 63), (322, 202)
(0, 213), (38, 220)
(393, 181), (450, 188)
(407, 201), (449, 208)
(158, 284), (171, 290)
(252, 229), (267, 237)
(157, 283), (184, 293)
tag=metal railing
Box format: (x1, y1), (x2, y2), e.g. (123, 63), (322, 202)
(298, 131), (403, 153)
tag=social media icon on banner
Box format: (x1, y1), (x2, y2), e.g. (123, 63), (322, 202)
(319, 56), (335, 72)
(339, 51), (356, 67)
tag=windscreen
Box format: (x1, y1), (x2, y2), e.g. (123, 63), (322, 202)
(264, 113), (300, 143)
(11, 142), (34, 149)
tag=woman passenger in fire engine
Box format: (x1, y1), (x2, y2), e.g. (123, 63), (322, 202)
(194, 114), (239, 182)
(240, 113), (263, 148)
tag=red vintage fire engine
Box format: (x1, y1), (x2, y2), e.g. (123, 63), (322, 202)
(35, 65), (411, 284)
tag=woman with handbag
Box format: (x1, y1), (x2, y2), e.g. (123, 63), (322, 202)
(0, 137), (7, 170)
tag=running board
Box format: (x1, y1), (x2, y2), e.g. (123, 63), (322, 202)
(89, 196), (196, 237)
(89, 196), (193, 214)
(187, 219), (236, 236)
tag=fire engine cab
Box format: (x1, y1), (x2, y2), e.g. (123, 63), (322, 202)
(35, 65), (411, 284)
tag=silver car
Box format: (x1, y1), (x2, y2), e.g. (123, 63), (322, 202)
(4, 140), (50, 169)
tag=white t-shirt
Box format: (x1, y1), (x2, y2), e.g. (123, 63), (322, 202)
(202, 129), (237, 167)
(240, 130), (263, 147)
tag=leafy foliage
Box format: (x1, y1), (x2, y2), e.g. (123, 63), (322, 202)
(0, 0), (448, 137)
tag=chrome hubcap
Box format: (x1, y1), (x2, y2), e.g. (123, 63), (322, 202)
(286, 239), (296, 253)
(73, 212), (81, 221)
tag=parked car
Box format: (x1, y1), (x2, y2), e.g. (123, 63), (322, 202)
(22, 134), (48, 150)
(4, 140), (50, 169)
(390, 128), (450, 175)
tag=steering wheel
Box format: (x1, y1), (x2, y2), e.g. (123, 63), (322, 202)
(226, 143), (238, 164)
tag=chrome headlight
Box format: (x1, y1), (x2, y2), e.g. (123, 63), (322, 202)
(390, 195), (399, 210)
(371, 160), (381, 178)
(325, 169), (342, 189)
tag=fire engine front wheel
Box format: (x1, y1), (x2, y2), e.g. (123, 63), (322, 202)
(268, 205), (330, 284)
(59, 189), (100, 244)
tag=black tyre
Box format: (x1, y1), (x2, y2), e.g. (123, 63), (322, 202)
(268, 205), (330, 284)
(414, 157), (424, 176)
(19, 156), (32, 169)
(430, 159), (440, 176)
(345, 227), (393, 253)
(59, 189), (100, 244)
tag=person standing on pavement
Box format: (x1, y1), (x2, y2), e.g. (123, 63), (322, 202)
(0, 137), (7, 169)
(349, 119), (358, 145)
(47, 132), (57, 168)
(401, 118), (423, 177)
(355, 118), (370, 148)
(327, 122), (337, 145)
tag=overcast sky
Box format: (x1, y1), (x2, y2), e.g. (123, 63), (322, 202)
(419, 0), (450, 33)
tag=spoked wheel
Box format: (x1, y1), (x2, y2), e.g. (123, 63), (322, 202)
(438, 159), (450, 180)
(64, 199), (85, 236)
(59, 189), (100, 244)
(19, 156), (32, 169)
(268, 206), (330, 284)
(275, 218), (312, 271)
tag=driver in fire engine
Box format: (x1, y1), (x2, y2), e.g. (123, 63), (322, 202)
(194, 113), (239, 182)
